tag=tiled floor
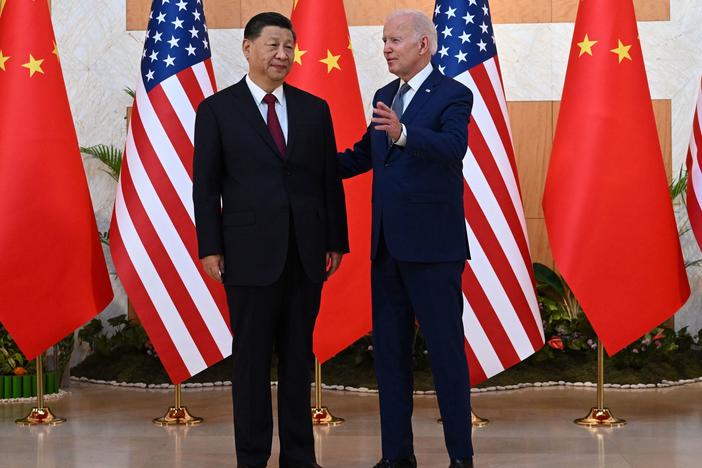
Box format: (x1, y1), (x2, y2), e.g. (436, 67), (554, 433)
(1, 382), (701, 467)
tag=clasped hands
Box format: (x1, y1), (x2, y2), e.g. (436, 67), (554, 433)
(201, 251), (343, 283)
(372, 102), (402, 142)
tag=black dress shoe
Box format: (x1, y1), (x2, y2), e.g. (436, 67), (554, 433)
(449, 458), (474, 468)
(372, 454), (417, 468)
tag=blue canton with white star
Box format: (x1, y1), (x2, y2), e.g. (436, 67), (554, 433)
(141, 0), (211, 91)
(431, 0), (497, 77)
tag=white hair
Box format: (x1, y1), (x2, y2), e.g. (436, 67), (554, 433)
(386, 9), (438, 55)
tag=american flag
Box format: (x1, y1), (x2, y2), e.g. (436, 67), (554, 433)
(110, 0), (231, 384)
(686, 78), (702, 250)
(432, 0), (544, 384)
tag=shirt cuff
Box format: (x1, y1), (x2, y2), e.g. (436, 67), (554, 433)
(393, 124), (408, 147)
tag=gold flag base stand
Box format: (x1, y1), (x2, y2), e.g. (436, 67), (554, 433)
(574, 341), (626, 428)
(438, 411), (489, 427)
(153, 384), (203, 426)
(311, 406), (344, 426)
(574, 407), (626, 427)
(16, 407), (66, 426)
(16, 354), (65, 426)
(311, 359), (344, 426)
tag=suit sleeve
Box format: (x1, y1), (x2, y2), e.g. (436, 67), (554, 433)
(404, 86), (473, 165)
(322, 101), (350, 254)
(336, 92), (377, 179)
(192, 99), (224, 259)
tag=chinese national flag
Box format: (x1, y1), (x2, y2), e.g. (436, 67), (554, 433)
(542, 0), (689, 355)
(0, 0), (113, 359)
(287, 0), (371, 362)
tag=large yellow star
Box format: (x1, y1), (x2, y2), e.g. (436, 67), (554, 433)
(610, 40), (632, 63)
(293, 43), (307, 66)
(0, 50), (9, 71)
(319, 49), (341, 73)
(22, 54), (45, 77)
(577, 34), (597, 57)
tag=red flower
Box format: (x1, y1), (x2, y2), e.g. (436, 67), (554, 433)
(547, 336), (564, 350)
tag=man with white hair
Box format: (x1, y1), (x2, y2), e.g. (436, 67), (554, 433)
(338, 9), (474, 468)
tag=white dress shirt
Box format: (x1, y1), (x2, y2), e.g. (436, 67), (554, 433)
(392, 62), (434, 147)
(245, 74), (289, 142)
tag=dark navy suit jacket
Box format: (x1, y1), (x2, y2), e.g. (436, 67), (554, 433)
(338, 68), (473, 263)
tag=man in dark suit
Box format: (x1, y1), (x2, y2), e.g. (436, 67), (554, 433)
(338, 10), (474, 468)
(193, 12), (348, 468)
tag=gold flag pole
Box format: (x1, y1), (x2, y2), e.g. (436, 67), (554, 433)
(574, 340), (626, 427)
(311, 359), (344, 425)
(16, 353), (65, 425)
(153, 383), (203, 426)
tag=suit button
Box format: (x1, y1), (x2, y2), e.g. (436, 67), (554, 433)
(285, 170), (292, 176)
(384, 163), (390, 167)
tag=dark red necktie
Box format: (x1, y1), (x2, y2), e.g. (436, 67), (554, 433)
(263, 93), (286, 157)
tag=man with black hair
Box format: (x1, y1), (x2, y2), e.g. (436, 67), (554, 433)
(193, 12), (348, 468)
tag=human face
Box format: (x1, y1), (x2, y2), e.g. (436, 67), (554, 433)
(382, 15), (430, 82)
(243, 26), (294, 92)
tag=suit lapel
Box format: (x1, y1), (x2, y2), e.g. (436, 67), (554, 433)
(400, 69), (442, 125)
(233, 78), (281, 159)
(282, 83), (297, 160)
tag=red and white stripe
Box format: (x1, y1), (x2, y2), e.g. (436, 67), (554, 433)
(110, 60), (231, 384)
(454, 57), (545, 384)
(687, 78), (702, 251)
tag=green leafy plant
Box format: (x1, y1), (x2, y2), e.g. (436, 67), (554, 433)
(78, 314), (150, 358)
(80, 144), (122, 182)
(0, 325), (25, 375)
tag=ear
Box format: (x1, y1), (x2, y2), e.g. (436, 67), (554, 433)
(418, 35), (430, 56)
(242, 39), (251, 59)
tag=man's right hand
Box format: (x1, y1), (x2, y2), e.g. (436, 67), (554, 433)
(201, 255), (224, 283)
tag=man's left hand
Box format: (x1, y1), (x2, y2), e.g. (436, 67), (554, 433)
(325, 251), (344, 278)
(372, 102), (402, 142)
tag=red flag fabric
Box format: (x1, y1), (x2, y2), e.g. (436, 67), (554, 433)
(686, 78), (702, 250)
(287, 0), (371, 362)
(0, 0), (113, 359)
(542, 0), (690, 355)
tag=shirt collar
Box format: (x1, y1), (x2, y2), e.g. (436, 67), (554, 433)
(245, 74), (285, 106)
(404, 62), (434, 92)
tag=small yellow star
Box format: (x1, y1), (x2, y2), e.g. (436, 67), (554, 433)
(577, 34), (597, 57)
(0, 0), (6, 19)
(348, 37), (353, 51)
(22, 54), (45, 77)
(319, 49), (341, 73)
(293, 43), (307, 66)
(610, 40), (632, 63)
(293, 0), (299, 10)
(53, 41), (59, 57)
(0, 50), (9, 71)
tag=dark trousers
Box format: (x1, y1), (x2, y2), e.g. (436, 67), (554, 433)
(225, 223), (322, 467)
(372, 234), (473, 461)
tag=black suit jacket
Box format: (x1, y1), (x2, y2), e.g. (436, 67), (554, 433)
(193, 78), (349, 286)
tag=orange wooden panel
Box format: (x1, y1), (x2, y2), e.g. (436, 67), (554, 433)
(127, 0), (241, 30)
(491, 0), (552, 24)
(526, 218), (553, 268)
(509, 101), (553, 219)
(241, 0), (291, 26)
(346, 0), (395, 26)
(552, 0), (669, 22)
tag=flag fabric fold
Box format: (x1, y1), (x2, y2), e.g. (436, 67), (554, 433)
(110, 0), (230, 384)
(0, 0), (113, 359)
(543, 0), (690, 355)
(686, 78), (702, 250)
(287, 0), (372, 363)
(433, 0), (544, 385)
